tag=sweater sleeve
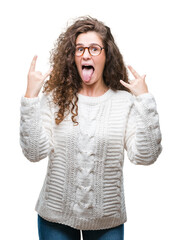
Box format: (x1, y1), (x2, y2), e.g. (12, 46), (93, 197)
(124, 93), (162, 165)
(20, 93), (54, 162)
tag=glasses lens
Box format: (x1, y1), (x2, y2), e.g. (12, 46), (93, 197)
(75, 46), (84, 56)
(90, 45), (101, 56)
(75, 45), (102, 56)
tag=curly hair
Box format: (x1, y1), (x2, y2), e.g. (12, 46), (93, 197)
(43, 16), (129, 125)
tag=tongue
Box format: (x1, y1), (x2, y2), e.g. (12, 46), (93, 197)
(82, 68), (94, 82)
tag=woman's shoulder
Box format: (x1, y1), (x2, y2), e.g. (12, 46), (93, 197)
(40, 91), (58, 110)
(111, 89), (134, 102)
(41, 91), (52, 103)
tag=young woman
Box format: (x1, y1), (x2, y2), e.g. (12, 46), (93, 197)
(20, 16), (162, 240)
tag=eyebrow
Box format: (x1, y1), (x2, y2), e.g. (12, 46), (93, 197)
(75, 43), (101, 46)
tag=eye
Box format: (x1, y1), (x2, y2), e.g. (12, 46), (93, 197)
(89, 45), (102, 56)
(91, 46), (99, 52)
(76, 46), (84, 52)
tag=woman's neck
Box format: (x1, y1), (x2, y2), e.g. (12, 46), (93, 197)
(78, 82), (109, 97)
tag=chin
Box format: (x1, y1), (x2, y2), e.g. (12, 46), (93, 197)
(82, 80), (93, 85)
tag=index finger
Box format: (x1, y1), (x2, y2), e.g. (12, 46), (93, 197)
(127, 65), (141, 79)
(29, 55), (37, 73)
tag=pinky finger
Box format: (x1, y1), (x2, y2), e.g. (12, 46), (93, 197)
(142, 74), (146, 80)
(43, 67), (53, 80)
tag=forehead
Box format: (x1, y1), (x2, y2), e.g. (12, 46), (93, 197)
(76, 31), (103, 45)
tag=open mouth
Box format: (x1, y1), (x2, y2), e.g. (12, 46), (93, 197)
(81, 65), (95, 82)
(82, 65), (94, 70)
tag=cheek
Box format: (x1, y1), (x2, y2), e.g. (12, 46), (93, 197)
(75, 57), (80, 71)
(74, 56), (78, 66)
(97, 56), (106, 71)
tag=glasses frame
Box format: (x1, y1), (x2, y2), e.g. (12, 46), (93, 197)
(75, 44), (104, 57)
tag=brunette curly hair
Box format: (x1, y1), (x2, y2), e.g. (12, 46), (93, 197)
(43, 16), (129, 125)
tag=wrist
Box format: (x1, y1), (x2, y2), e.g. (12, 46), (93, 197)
(24, 90), (39, 98)
(136, 90), (149, 97)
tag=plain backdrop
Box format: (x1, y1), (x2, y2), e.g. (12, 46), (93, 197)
(0, 0), (182, 239)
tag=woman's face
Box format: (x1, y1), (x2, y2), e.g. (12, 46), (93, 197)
(75, 31), (106, 87)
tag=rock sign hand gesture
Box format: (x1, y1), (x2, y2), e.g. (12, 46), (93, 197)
(120, 65), (148, 96)
(25, 55), (53, 98)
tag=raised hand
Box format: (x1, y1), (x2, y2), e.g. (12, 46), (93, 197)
(25, 55), (53, 98)
(120, 65), (148, 96)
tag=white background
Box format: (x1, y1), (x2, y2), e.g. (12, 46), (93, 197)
(0, 0), (182, 239)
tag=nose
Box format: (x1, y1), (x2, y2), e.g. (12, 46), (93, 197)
(83, 48), (91, 59)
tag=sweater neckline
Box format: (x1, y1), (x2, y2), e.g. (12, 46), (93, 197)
(77, 89), (114, 105)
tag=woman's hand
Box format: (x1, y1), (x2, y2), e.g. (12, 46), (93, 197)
(25, 55), (53, 98)
(120, 65), (148, 96)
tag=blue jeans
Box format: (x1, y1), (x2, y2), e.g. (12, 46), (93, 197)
(38, 215), (124, 240)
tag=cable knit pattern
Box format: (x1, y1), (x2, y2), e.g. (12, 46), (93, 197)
(20, 89), (162, 230)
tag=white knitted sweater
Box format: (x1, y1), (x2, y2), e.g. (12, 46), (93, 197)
(20, 89), (162, 230)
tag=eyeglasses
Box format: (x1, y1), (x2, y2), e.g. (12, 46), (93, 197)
(75, 44), (104, 56)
